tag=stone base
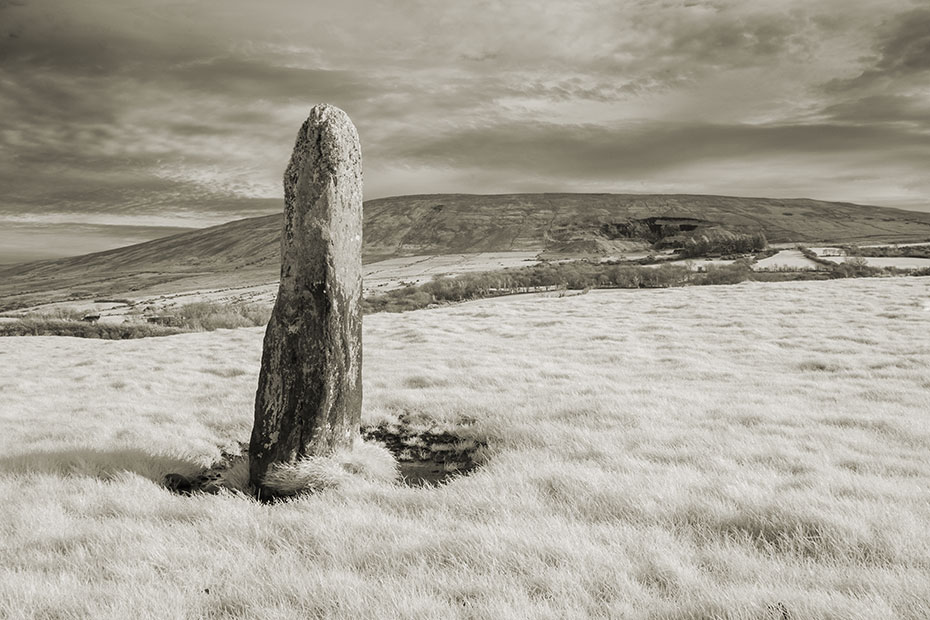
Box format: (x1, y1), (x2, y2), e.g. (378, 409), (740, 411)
(163, 419), (487, 495)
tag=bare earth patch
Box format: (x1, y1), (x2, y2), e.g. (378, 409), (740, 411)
(361, 417), (488, 486)
(164, 419), (487, 494)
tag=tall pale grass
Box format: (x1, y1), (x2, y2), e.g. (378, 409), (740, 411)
(0, 301), (271, 338)
(1, 277), (928, 618)
(172, 301), (271, 331)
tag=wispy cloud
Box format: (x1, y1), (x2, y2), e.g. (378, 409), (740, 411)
(0, 0), (928, 231)
(824, 8), (930, 93)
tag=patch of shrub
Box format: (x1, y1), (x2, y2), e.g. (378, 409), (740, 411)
(797, 246), (886, 278)
(29, 307), (87, 321)
(678, 232), (767, 258)
(752, 247), (780, 260)
(844, 244), (930, 259)
(1, 301), (273, 339)
(93, 298), (134, 305)
(691, 263), (752, 285)
(363, 261), (731, 313)
(362, 288), (435, 314)
(827, 256), (883, 279)
(362, 247), (914, 314)
(750, 271), (833, 282)
(796, 245), (838, 268)
(0, 319), (183, 339)
(172, 301), (272, 331)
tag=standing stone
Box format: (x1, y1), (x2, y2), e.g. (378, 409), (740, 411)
(249, 104), (363, 497)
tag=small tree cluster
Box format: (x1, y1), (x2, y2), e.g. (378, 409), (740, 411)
(679, 232), (767, 258)
(830, 257), (883, 279)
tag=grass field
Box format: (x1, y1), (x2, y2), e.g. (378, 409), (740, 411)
(1, 277), (929, 619)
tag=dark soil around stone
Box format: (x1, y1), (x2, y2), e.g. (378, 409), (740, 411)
(164, 444), (245, 495)
(361, 421), (487, 486)
(163, 422), (486, 494)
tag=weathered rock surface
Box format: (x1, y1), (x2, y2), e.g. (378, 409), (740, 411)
(249, 104), (363, 497)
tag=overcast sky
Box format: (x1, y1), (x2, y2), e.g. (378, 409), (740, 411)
(1, 0), (929, 242)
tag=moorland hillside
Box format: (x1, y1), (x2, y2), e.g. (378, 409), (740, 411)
(2, 193), (929, 311)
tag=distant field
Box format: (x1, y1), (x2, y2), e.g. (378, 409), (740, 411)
(853, 257), (930, 269)
(363, 252), (541, 293)
(2, 277), (929, 618)
(753, 249), (825, 271)
(0, 252), (543, 323)
(4, 191), (930, 312)
(807, 247), (930, 270)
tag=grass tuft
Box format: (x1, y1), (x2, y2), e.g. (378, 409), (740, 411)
(260, 439), (399, 496)
(172, 301), (271, 331)
(1, 301), (271, 339)
(0, 318), (184, 338)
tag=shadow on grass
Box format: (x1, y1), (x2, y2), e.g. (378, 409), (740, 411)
(0, 448), (205, 485)
(0, 433), (490, 495)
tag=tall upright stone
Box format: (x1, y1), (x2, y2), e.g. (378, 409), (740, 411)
(249, 104), (363, 497)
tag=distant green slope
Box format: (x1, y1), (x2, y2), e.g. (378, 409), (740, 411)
(2, 193), (929, 311)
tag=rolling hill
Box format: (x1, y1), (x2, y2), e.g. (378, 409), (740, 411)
(2, 193), (929, 311)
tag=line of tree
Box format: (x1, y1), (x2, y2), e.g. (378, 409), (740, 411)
(362, 261), (756, 313)
(678, 232), (767, 258)
(843, 244), (930, 259)
(795, 245), (838, 268)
